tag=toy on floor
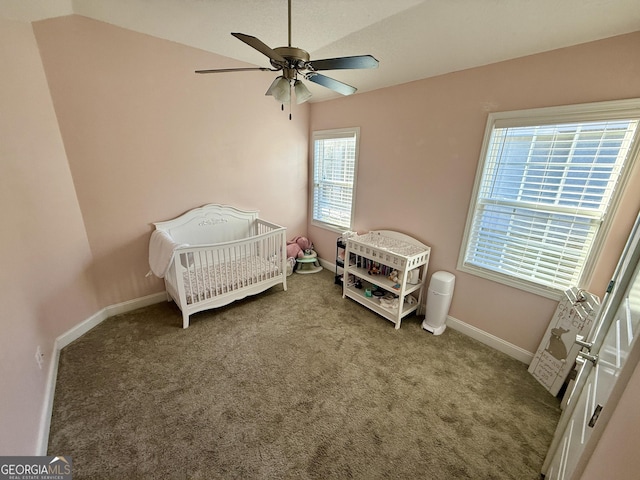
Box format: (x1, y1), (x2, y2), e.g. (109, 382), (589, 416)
(287, 236), (322, 274)
(287, 236), (313, 259)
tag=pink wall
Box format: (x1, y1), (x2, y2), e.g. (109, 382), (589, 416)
(309, 31), (640, 354)
(32, 15), (309, 308)
(0, 17), (99, 454)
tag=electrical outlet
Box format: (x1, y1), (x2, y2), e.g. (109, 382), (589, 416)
(35, 346), (44, 369)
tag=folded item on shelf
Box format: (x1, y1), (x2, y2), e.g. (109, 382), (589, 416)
(379, 295), (399, 310)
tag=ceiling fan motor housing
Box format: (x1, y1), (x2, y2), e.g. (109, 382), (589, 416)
(271, 46), (310, 73)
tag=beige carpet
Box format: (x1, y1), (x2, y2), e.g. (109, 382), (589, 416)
(48, 269), (560, 479)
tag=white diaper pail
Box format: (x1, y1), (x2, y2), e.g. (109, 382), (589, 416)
(422, 271), (455, 335)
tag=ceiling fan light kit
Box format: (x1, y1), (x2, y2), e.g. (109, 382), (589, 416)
(293, 80), (312, 104)
(195, 0), (379, 118)
(265, 76), (290, 104)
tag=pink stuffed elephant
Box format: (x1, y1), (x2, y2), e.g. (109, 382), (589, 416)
(287, 236), (313, 259)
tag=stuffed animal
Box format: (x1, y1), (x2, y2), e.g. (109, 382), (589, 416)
(388, 270), (399, 283)
(286, 236), (313, 259)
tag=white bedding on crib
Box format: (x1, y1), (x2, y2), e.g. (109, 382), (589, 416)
(149, 230), (187, 278)
(182, 256), (280, 304)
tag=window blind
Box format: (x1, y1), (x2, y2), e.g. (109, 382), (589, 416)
(312, 130), (358, 230)
(464, 118), (638, 291)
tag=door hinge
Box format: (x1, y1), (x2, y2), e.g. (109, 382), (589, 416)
(588, 404), (603, 428)
(606, 280), (615, 293)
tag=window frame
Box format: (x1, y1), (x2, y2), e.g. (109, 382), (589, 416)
(310, 127), (360, 233)
(458, 99), (640, 300)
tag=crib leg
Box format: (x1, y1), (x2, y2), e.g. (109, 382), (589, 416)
(182, 312), (190, 329)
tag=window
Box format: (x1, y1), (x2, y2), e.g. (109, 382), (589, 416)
(459, 99), (640, 298)
(311, 128), (359, 231)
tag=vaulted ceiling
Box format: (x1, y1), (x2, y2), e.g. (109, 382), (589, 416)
(4, 0), (640, 102)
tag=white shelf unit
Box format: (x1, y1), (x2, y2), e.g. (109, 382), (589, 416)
(342, 230), (430, 329)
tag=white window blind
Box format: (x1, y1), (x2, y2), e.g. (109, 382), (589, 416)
(460, 101), (640, 296)
(312, 128), (359, 230)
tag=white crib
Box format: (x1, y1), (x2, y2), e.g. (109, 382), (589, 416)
(149, 204), (287, 328)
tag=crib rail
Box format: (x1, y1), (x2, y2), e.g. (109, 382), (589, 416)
(173, 223), (287, 310)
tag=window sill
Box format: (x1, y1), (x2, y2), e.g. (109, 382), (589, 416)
(310, 220), (348, 235)
(457, 262), (564, 301)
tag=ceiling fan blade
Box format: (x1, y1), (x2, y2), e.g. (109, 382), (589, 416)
(195, 67), (278, 74)
(306, 73), (357, 96)
(231, 32), (286, 64)
(308, 55), (379, 71)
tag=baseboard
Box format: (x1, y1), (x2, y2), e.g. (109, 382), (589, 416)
(37, 291), (166, 455)
(104, 292), (167, 318)
(318, 257), (335, 272)
(55, 308), (109, 351)
(36, 341), (61, 456)
(445, 315), (534, 365)
(320, 257), (534, 365)
(55, 292), (167, 350)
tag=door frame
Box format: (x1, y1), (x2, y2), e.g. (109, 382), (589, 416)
(543, 211), (640, 479)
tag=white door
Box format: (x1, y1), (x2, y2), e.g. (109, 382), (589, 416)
(542, 213), (640, 480)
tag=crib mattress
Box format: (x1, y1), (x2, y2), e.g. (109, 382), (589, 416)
(182, 256), (280, 304)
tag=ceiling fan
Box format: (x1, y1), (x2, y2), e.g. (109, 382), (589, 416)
(195, 0), (379, 115)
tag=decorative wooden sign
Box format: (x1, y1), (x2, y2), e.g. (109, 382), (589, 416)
(528, 287), (600, 396)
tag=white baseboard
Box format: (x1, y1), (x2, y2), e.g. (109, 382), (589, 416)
(104, 292), (167, 318)
(445, 315), (534, 365)
(318, 257), (336, 272)
(36, 341), (61, 456)
(320, 257), (534, 365)
(37, 291), (166, 455)
(56, 309), (108, 351)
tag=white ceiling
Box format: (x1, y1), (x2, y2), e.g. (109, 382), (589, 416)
(3, 0), (640, 102)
